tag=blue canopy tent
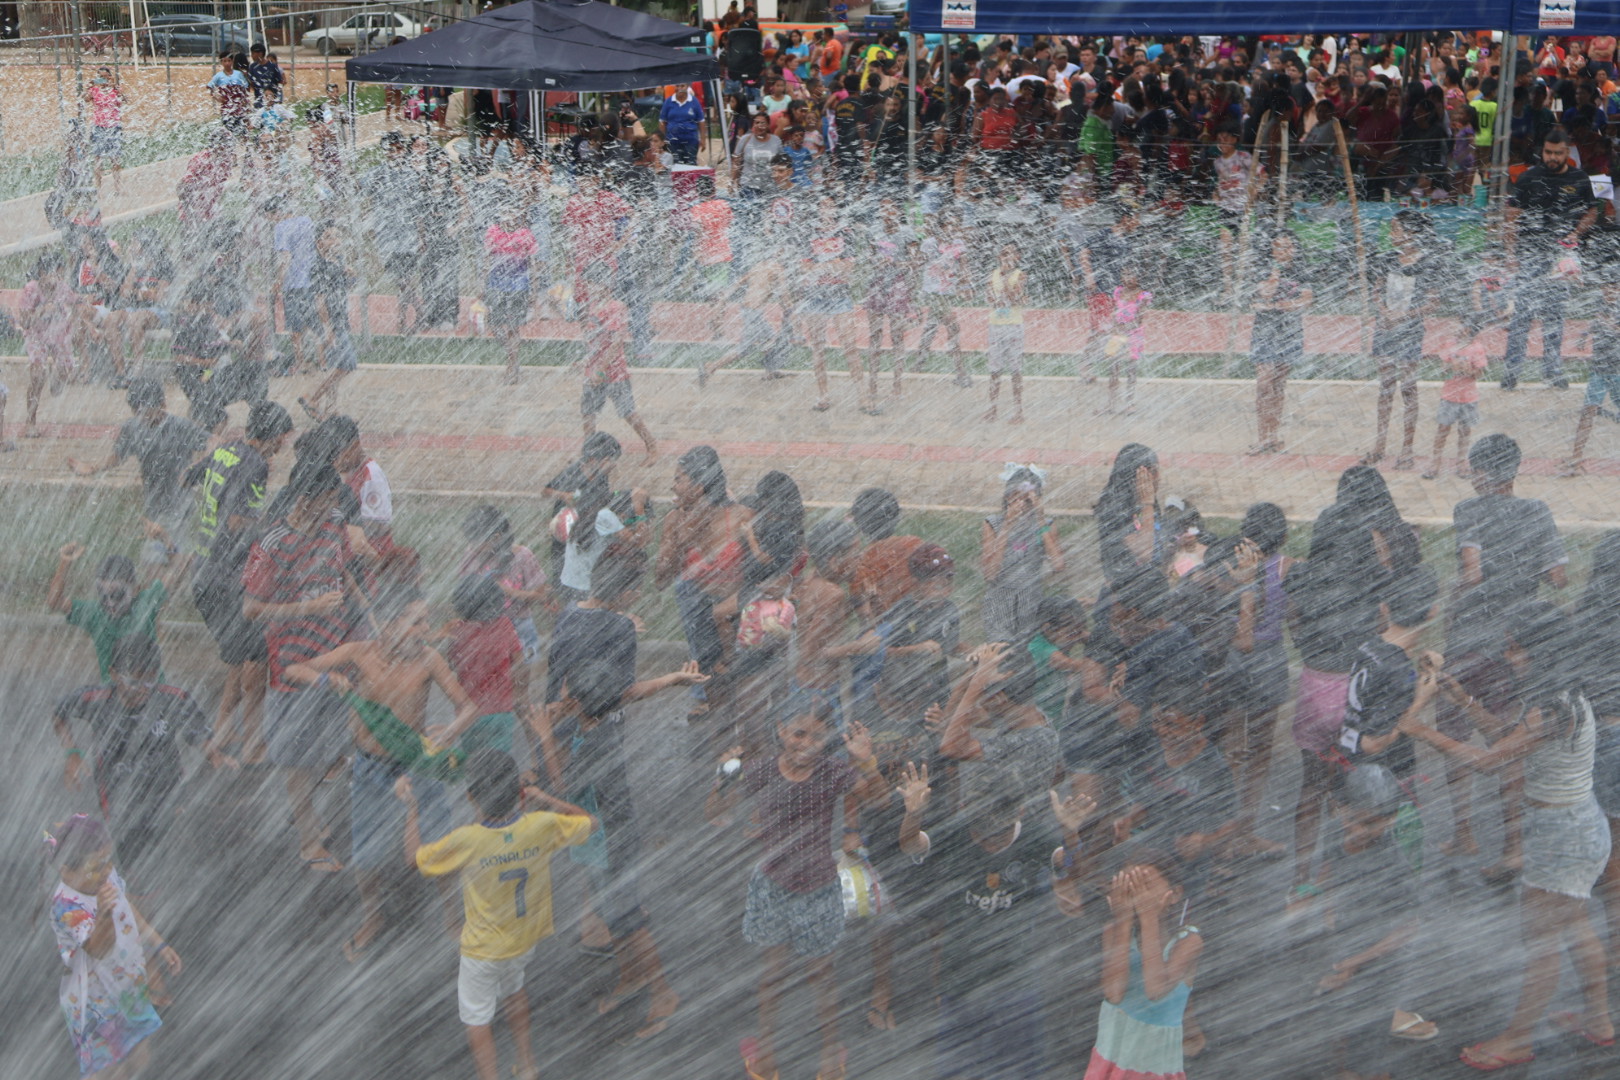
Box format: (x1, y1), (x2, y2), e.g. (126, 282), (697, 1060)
(908, 0), (1512, 34)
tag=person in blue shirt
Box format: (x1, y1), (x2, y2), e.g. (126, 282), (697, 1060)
(658, 84), (705, 165)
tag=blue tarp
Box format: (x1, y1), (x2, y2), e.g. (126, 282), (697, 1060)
(909, 0), (1513, 36)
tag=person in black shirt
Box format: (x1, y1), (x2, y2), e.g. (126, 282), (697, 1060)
(1502, 128), (1601, 389)
(188, 400), (292, 764)
(246, 45), (284, 108)
(52, 637), (210, 873)
(906, 765), (1090, 1080)
(1340, 568), (1441, 784)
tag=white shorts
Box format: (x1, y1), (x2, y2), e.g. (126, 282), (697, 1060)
(458, 949), (533, 1025)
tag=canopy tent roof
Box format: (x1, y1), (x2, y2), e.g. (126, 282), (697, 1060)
(345, 0), (717, 92)
(541, 0), (707, 48)
(909, 0), (1512, 36)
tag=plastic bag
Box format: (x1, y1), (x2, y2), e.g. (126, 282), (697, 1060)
(838, 851), (885, 920)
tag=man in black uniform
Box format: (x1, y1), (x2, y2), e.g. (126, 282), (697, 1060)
(1502, 127), (1602, 389)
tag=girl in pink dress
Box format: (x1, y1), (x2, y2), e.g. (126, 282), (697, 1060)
(1108, 268), (1154, 413)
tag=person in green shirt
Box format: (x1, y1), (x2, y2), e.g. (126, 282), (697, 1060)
(1080, 96), (1117, 176)
(47, 543), (174, 682)
(1027, 597), (1098, 724)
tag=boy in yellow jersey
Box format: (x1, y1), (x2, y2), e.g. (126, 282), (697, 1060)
(396, 749), (595, 1080)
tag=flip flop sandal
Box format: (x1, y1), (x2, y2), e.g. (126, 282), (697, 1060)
(1459, 1043), (1534, 1071)
(815, 1047), (848, 1080)
(739, 1037), (778, 1080)
(1389, 1013), (1439, 1041)
(1551, 1010), (1617, 1047)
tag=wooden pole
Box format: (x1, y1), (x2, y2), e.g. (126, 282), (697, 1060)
(1331, 117), (1372, 366)
(1275, 121), (1290, 230)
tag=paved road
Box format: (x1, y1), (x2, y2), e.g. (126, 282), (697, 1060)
(5, 359), (1619, 536)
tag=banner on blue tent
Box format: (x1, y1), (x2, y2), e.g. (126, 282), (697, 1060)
(910, 0), (1516, 36)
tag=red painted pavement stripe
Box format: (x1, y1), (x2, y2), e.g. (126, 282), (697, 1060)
(0, 289), (1587, 357)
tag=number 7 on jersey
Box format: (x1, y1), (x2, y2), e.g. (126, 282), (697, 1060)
(499, 867), (529, 917)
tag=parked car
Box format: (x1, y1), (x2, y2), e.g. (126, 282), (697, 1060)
(300, 10), (425, 55)
(868, 0), (908, 15)
(138, 14), (258, 58)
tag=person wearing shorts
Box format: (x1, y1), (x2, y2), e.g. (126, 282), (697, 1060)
(90, 124), (123, 168)
(280, 286), (318, 336)
(486, 289), (531, 333)
(743, 868), (845, 956)
(404, 750), (594, 1080)
(707, 700), (887, 1080)
(263, 679), (350, 775)
(799, 203), (873, 413)
(484, 209), (539, 384)
(914, 218), (969, 388)
(984, 244), (1027, 424)
(581, 378), (636, 422)
(86, 67), (126, 192)
(579, 288), (658, 463)
(1364, 211), (1445, 468)
(348, 749), (450, 872)
(1562, 273), (1620, 474)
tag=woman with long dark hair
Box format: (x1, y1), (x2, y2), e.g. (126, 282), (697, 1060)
(654, 446), (746, 720)
(1094, 443), (1162, 585)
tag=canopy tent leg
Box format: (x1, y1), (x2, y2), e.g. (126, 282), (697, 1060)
(941, 35), (951, 133)
(529, 88), (541, 147)
(717, 79), (732, 172)
(1490, 35), (1517, 208)
(348, 80), (358, 149)
(906, 31), (917, 188)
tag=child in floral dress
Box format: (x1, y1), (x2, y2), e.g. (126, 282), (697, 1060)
(48, 816), (181, 1078)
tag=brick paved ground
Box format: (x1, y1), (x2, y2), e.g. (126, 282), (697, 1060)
(4, 359), (1616, 533)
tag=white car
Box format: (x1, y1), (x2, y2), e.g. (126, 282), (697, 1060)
(301, 10), (425, 55)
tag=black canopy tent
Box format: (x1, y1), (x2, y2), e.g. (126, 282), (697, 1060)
(542, 0), (706, 49)
(344, 1), (719, 161)
(344, 0), (716, 92)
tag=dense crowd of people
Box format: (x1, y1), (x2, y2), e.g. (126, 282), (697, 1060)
(15, 23), (1620, 1080)
(33, 375), (1620, 1079)
(15, 27), (1620, 460)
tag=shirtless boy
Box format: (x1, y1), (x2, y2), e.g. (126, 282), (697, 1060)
(285, 585), (482, 959)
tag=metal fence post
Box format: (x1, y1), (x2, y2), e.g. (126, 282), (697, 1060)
(286, 13), (295, 100)
(54, 36), (65, 124)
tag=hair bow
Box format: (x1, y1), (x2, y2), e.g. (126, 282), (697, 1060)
(999, 462), (1050, 485)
